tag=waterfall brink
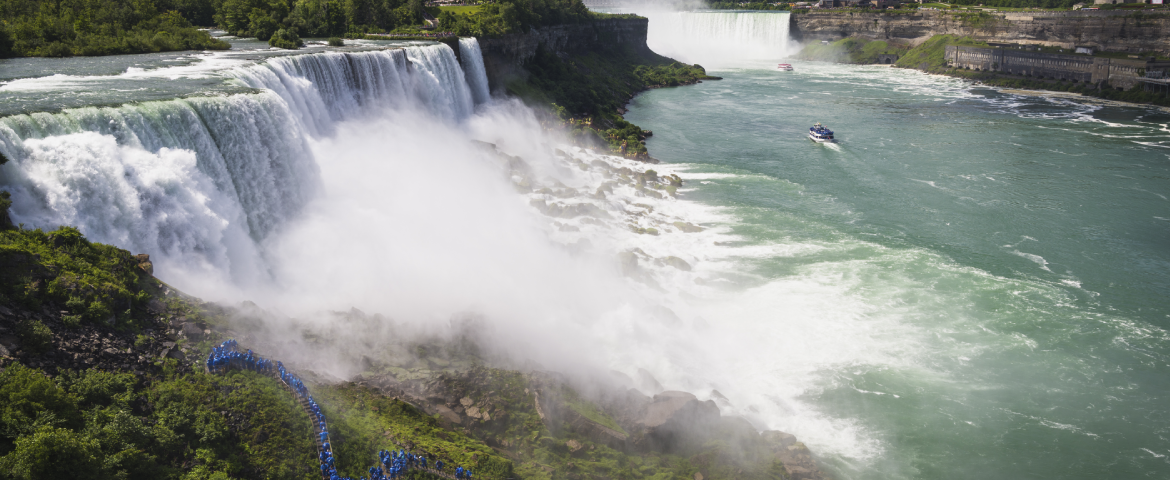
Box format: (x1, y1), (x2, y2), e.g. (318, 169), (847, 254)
(458, 38), (491, 105)
(0, 42), (489, 287)
(230, 44), (478, 136)
(642, 11), (795, 67)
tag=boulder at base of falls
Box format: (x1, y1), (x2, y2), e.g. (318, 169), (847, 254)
(632, 391), (721, 454)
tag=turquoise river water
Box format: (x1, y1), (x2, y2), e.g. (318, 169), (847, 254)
(623, 56), (1170, 478)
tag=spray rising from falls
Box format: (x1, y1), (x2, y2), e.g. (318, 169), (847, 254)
(0, 43), (487, 288)
(641, 10), (796, 67)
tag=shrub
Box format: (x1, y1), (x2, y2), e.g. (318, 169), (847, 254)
(0, 191), (12, 229)
(328, 37), (345, 47)
(15, 319), (52, 355)
(65, 296), (86, 314)
(57, 370), (136, 408)
(61, 315), (82, 329)
(268, 29), (304, 49)
(84, 300), (112, 324)
(0, 426), (106, 480)
(0, 365), (82, 440)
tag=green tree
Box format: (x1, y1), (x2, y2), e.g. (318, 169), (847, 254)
(0, 426), (107, 480)
(268, 27), (303, 48)
(248, 8), (279, 40)
(0, 365), (81, 445)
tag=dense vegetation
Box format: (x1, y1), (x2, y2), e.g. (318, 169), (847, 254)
(0, 0), (600, 57)
(510, 44), (714, 157)
(436, 0), (593, 36)
(0, 364), (317, 480)
(0, 0), (228, 58)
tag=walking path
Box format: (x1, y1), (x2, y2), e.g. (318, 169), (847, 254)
(206, 340), (477, 480)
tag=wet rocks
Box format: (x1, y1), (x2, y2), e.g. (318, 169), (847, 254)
(661, 256), (692, 271)
(636, 368), (664, 394)
(136, 253), (154, 276)
(763, 431), (825, 480)
(566, 439), (583, 453)
(182, 322), (204, 340)
(632, 391), (721, 453)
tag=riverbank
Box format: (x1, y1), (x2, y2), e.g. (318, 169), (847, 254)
(794, 34), (1170, 107)
(477, 17), (718, 160)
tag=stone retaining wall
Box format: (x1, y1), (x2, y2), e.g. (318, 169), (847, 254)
(945, 45), (1170, 88)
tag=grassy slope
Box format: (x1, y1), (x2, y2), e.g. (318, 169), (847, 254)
(798, 37), (910, 64)
(894, 34), (988, 72)
(314, 384), (513, 479)
(439, 5), (483, 15)
(0, 226), (157, 331)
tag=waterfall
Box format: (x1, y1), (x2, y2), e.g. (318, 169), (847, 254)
(641, 10), (795, 67)
(0, 42), (490, 286)
(229, 45), (478, 137)
(459, 38), (492, 105)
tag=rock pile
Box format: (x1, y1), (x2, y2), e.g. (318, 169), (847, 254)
(0, 289), (203, 376)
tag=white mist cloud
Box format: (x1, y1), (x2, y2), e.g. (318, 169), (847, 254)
(236, 101), (636, 375)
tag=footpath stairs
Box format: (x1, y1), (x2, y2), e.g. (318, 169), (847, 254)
(207, 343), (467, 480)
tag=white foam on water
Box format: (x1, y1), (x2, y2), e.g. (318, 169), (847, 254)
(1010, 249), (1053, 272)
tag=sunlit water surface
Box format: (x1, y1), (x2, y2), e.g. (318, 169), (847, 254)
(623, 60), (1170, 479)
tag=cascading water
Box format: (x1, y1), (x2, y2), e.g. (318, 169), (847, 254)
(230, 46), (477, 136)
(0, 41), (487, 288)
(641, 10), (796, 67)
(458, 38), (492, 105)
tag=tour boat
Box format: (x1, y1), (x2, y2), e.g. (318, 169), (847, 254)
(778, 63), (794, 71)
(808, 123), (835, 143)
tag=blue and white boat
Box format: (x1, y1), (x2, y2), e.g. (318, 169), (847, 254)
(808, 123), (835, 143)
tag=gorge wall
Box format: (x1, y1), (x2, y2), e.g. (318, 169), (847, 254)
(475, 18), (651, 91)
(791, 10), (1170, 54)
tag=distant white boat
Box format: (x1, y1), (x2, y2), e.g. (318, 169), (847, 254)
(778, 63), (794, 71)
(809, 123), (835, 143)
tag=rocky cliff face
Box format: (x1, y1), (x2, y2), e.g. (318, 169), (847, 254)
(791, 11), (1170, 54)
(476, 18), (651, 91)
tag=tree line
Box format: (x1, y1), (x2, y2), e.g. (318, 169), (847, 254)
(0, 0), (597, 57)
(0, 0), (229, 57)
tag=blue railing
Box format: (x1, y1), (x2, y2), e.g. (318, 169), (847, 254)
(206, 340), (476, 480)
